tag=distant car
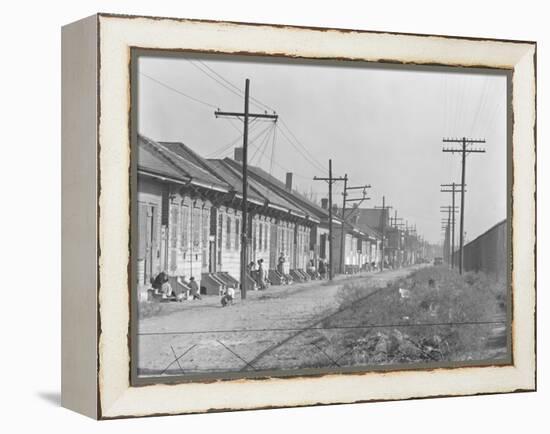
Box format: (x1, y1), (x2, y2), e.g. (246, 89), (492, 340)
(433, 257), (443, 266)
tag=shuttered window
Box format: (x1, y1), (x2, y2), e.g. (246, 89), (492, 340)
(202, 209), (209, 264)
(235, 218), (240, 250)
(217, 213), (223, 265)
(169, 205), (179, 248)
(192, 207), (201, 247)
(180, 204), (189, 251)
(259, 222), (263, 251)
(226, 216), (232, 249)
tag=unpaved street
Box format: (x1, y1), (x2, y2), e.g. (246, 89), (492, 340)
(137, 267), (418, 377)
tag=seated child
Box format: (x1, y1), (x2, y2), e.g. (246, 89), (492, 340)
(221, 287), (235, 307)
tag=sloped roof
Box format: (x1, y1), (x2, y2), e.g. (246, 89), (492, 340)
(137, 135), (191, 182)
(141, 138), (382, 235)
(161, 142), (224, 182)
(204, 158), (269, 205)
(246, 165), (330, 220)
(221, 158), (309, 217)
(159, 141), (308, 217)
(138, 135), (229, 191)
(244, 165), (382, 238)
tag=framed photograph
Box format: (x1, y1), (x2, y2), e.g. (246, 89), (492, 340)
(61, 13), (536, 419)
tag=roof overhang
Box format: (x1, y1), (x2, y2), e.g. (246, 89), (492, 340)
(138, 169), (190, 186)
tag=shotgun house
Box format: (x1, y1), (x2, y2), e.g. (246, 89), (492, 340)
(218, 157), (318, 278)
(138, 135), (383, 295)
(136, 135), (231, 296)
(386, 227), (405, 268)
(160, 143), (320, 286)
(332, 223), (361, 274)
(332, 209), (381, 274)
(342, 208), (385, 268)
(244, 166), (335, 273)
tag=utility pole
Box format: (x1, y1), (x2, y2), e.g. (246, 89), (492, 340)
(375, 197), (392, 272)
(339, 174), (348, 275)
(314, 160), (346, 280)
(442, 137), (486, 274)
(338, 179), (371, 274)
(214, 79), (278, 299)
(441, 219), (451, 264)
(391, 210), (404, 229)
(391, 210), (404, 268)
(440, 206), (458, 267)
(441, 183), (466, 268)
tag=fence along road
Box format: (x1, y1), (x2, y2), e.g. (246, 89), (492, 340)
(456, 220), (507, 282)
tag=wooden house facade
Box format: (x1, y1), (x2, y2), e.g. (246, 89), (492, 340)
(137, 135), (383, 297)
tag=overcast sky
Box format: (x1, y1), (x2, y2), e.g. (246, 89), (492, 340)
(137, 53), (508, 245)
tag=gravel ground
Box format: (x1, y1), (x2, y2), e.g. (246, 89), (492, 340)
(136, 267), (418, 377)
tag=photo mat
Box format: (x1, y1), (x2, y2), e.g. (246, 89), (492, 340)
(129, 49), (513, 386)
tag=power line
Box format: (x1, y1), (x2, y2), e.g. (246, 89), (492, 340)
(139, 71), (218, 109)
(206, 120), (267, 158)
(186, 59), (245, 101)
(277, 124), (328, 174)
(199, 59), (276, 113)
(269, 122), (277, 175)
(470, 77), (490, 137)
(257, 126), (276, 165)
(279, 119), (329, 172)
(195, 60), (244, 93)
(190, 59), (276, 113)
(250, 123), (275, 164)
(245, 133), (311, 180)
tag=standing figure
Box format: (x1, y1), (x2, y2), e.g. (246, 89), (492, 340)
(257, 259), (266, 289)
(277, 252), (286, 274)
(189, 276), (201, 300)
(318, 259), (326, 280)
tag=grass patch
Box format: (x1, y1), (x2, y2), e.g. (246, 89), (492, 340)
(333, 266), (507, 364)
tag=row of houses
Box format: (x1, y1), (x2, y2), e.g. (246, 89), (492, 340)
(136, 134), (427, 295)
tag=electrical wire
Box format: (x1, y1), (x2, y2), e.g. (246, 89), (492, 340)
(139, 71), (218, 109)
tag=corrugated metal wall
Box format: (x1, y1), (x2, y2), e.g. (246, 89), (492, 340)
(458, 220), (507, 282)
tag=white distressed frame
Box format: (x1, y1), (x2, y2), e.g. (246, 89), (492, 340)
(70, 14), (537, 419)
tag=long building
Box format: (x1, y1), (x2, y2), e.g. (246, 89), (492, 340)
(344, 207), (428, 268)
(137, 134), (383, 295)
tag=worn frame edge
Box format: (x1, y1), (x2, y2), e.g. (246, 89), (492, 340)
(61, 13), (100, 419)
(93, 14), (537, 419)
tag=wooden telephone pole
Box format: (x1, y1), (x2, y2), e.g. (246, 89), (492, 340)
(314, 160), (346, 280)
(440, 206), (459, 267)
(441, 183), (466, 268)
(214, 79), (278, 299)
(442, 137), (486, 274)
(338, 179), (371, 274)
(375, 197), (392, 271)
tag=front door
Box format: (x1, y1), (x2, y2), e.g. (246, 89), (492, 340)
(138, 202), (158, 285)
(209, 240), (216, 273)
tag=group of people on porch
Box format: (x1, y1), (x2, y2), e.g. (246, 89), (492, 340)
(151, 271), (201, 301)
(151, 252), (331, 302)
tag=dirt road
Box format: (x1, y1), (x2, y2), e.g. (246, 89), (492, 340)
(137, 267), (418, 378)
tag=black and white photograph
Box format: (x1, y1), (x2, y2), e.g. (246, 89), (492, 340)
(1, 0), (544, 427)
(132, 52), (510, 381)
